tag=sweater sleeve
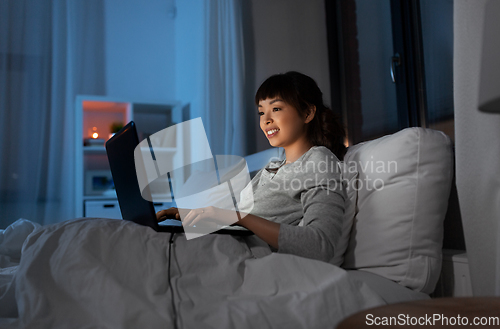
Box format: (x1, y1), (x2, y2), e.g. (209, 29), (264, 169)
(277, 171), (345, 263)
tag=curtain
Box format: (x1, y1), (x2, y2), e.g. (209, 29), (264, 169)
(0, 0), (105, 228)
(202, 0), (247, 157)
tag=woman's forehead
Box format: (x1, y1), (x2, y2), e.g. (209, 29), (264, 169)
(259, 97), (285, 105)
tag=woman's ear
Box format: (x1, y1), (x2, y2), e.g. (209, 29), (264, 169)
(305, 105), (316, 124)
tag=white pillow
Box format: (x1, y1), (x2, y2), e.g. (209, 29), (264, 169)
(330, 170), (358, 267)
(341, 128), (453, 293)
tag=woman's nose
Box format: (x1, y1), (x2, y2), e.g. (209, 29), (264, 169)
(263, 114), (273, 124)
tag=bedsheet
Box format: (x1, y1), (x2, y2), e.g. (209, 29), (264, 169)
(0, 218), (385, 328)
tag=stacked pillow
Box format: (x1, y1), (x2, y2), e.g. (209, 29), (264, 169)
(330, 171), (358, 267)
(338, 128), (453, 293)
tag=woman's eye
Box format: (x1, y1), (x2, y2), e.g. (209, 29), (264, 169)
(273, 107), (281, 112)
(258, 112), (264, 116)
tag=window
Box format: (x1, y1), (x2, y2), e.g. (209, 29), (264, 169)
(326, 0), (454, 144)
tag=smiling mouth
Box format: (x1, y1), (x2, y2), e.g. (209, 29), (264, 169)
(266, 128), (280, 138)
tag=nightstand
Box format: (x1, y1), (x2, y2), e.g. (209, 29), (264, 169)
(74, 95), (183, 218)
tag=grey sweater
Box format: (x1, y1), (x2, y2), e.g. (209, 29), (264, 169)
(238, 146), (346, 263)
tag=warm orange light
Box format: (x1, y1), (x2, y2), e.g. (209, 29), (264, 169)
(91, 126), (99, 139)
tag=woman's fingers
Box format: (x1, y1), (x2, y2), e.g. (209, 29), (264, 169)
(183, 209), (199, 226)
(188, 213), (204, 227)
(184, 208), (207, 227)
(158, 206), (225, 227)
(185, 207), (236, 226)
(156, 207), (180, 222)
(156, 210), (165, 222)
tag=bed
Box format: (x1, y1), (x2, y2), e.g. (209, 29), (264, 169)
(0, 127), (453, 328)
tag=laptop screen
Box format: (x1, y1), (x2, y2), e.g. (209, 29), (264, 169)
(105, 121), (160, 231)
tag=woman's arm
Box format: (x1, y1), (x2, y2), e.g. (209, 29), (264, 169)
(157, 207), (280, 249)
(277, 186), (345, 262)
(237, 213), (280, 249)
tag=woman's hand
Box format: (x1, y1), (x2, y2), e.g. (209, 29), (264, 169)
(156, 206), (236, 227)
(158, 206), (279, 249)
(182, 206), (239, 228)
(156, 207), (180, 222)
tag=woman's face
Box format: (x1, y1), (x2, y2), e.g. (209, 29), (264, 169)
(258, 98), (309, 149)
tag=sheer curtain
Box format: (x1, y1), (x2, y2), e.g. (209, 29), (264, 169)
(202, 0), (247, 157)
(0, 0), (105, 228)
(175, 0), (247, 158)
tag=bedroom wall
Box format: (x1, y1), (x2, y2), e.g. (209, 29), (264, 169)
(102, 0), (330, 155)
(174, 0), (204, 121)
(104, 0), (176, 101)
(454, 0), (500, 295)
(247, 0), (331, 154)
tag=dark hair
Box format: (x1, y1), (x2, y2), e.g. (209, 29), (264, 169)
(255, 71), (347, 160)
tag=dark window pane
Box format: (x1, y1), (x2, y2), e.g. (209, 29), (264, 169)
(356, 0), (399, 141)
(420, 0), (454, 142)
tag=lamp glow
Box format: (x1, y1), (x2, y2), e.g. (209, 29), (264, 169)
(91, 127), (99, 139)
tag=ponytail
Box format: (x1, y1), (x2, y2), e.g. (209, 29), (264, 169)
(310, 105), (347, 161)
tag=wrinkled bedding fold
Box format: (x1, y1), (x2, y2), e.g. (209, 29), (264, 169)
(0, 218), (385, 328)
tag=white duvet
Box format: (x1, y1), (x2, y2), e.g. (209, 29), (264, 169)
(0, 218), (385, 328)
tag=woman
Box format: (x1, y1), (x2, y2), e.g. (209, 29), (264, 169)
(157, 71), (347, 263)
(10, 73), (383, 328)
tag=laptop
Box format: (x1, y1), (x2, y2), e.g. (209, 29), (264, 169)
(105, 121), (253, 236)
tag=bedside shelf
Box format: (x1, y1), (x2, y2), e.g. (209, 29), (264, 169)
(83, 146), (107, 153)
(75, 95), (184, 218)
(83, 194), (117, 200)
